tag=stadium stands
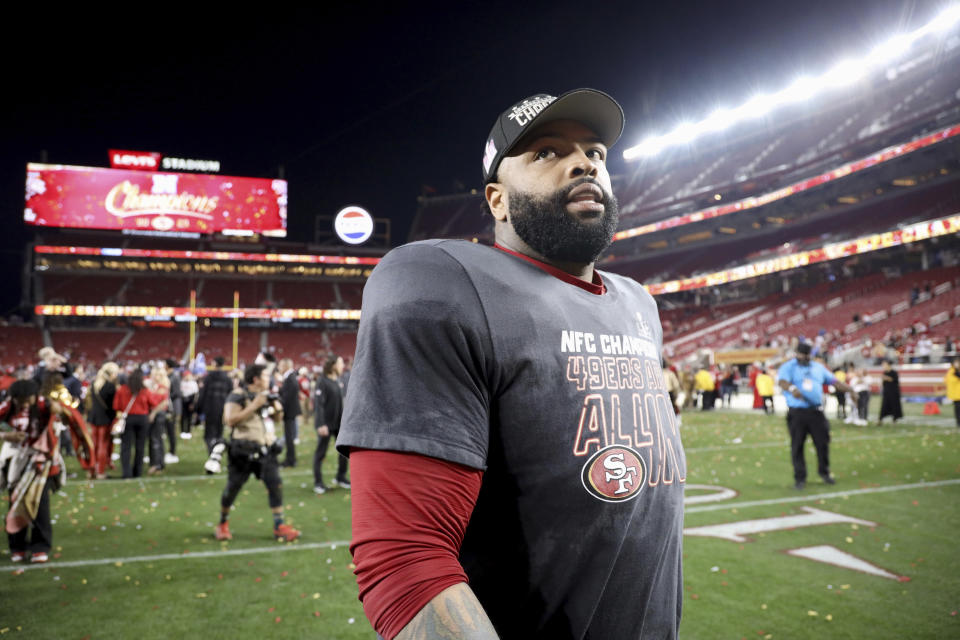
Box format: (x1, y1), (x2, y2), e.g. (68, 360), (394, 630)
(0, 325), (44, 366)
(271, 281), (340, 309)
(41, 275), (126, 305)
(50, 329), (127, 363)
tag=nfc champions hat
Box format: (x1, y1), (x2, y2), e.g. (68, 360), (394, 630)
(482, 88), (624, 183)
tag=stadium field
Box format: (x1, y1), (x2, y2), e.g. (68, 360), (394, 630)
(2, 398), (958, 639)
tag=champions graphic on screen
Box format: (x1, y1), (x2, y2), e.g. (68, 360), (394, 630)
(24, 163), (287, 236)
(561, 322), (685, 502)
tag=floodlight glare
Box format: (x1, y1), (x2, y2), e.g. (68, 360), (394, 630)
(822, 59), (865, 87)
(670, 122), (698, 145)
(778, 76), (818, 103)
(934, 4), (960, 31)
(870, 34), (914, 65)
(623, 136), (666, 160)
(621, 4), (960, 162)
(740, 94), (775, 119)
(702, 108), (737, 132)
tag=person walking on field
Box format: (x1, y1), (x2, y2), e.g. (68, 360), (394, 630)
(214, 364), (300, 543)
(877, 360), (903, 424)
(87, 362), (119, 479)
(113, 368), (165, 479)
(778, 341), (857, 490)
(338, 89), (685, 639)
(313, 355), (349, 494)
(755, 367), (775, 415)
(198, 357), (233, 453)
(278, 358), (301, 468)
(945, 357), (960, 428)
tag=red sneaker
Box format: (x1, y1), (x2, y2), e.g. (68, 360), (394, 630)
(274, 523), (300, 542)
(214, 522), (232, 541)
(30, 552), (49, 564)
(10, 551), (25, 563)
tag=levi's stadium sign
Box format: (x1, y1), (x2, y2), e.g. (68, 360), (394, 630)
(109, 149), (221, 173)
(24, 163), (287, 236)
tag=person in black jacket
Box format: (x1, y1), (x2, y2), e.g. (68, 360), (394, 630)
(198, 357), (234, 453)
(88, 362), (119, 479)
(313, 355), (348, 494)
(278, 358), (301, 467)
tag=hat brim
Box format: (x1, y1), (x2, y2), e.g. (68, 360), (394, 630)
(505, 88), (624, 160)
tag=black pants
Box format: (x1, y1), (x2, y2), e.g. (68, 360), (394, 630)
(762, 395), (774, 415)
(787, 407), (831, 482)
(314, 433), (348, 486)
(149, 413), (167, 468)
(835, 392), (846, 418)
(700, 390), (716, 411)
(222, 446), (283, 509)
(205, 413), (225, 452)
(121, 414), (150, 478)
(857, 391), (871, 420)
(8, 478), (54, 554)
(283, 417), (298, 466)
(953, 401), (960, 427)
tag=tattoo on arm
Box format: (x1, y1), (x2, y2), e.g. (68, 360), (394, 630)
(395, 583), (500, 640)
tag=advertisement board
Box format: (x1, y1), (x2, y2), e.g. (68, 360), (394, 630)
(24, 163), (287, 236)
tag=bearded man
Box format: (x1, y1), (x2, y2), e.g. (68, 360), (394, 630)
(337, 89), (685, 639)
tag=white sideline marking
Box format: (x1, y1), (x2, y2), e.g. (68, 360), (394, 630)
(686, 478), (960, 514)
(24, 479), (960, 573)
(786, 545), (907, 581)
(10, 539), (351, 572)
(684, 506), (877, 542)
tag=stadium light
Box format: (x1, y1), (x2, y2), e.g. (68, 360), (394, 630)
(622, 4), (960, 161)
(933, 4), (960, 31)
(821, 59), (866, 87)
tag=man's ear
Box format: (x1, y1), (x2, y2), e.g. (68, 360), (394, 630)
(485, 182), (508, 222)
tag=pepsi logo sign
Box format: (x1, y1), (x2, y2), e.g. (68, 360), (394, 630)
(581, 445), (647, 503)
(334, 206), (374, 245)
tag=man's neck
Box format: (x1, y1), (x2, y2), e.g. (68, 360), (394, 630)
(326, 373), (338, 381)
(494, 232), (594, 283)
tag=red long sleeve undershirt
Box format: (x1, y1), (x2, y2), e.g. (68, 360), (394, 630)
(348, 448), (484, 639)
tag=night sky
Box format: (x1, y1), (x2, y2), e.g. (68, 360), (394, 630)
(1, 0), (939, 314)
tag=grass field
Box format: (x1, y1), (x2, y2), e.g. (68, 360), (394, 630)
(2, 396), (958, 639)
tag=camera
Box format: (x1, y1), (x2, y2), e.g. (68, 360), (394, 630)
(266, 392), (280, 403)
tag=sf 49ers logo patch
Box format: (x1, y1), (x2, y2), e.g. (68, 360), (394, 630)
(581, 445), (647, 503)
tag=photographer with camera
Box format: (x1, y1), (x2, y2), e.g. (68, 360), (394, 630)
(214, 364), (300, 542)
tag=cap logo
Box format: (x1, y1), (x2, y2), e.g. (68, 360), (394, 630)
(482, 138), (498, 173)
(506, 95), (556, 127)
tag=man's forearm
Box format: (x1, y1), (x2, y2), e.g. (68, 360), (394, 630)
(395, 583), (499, 640)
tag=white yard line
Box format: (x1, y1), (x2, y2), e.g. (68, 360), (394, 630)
(685, 478), (960, 514)
(22, 478), (960, 572)
(10, 539), (352, 572)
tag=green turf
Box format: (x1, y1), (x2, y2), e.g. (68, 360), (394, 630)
(2, 397), (958, 638)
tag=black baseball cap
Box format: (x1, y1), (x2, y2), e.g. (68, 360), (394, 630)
(796, 342), (812, 355)
(481, 88), (624, 183)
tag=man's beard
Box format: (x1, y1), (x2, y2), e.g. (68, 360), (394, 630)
(507, 179), (619, 264)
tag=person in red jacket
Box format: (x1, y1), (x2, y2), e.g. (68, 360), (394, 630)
(113, 368), (164, 478)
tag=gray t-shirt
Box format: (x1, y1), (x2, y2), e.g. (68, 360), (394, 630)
(338, 239), (685, 639)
